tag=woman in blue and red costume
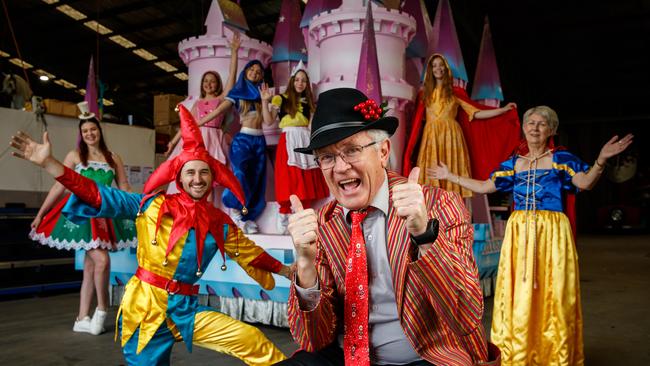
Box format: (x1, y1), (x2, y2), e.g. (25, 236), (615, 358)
(164, 32), (241, 210)
(429, 105), (634, 365)
(10, 105), (289, 365)
(199, 59), (272, 234)
(29, 101), (137, 335)
(403, 53), (520, 196)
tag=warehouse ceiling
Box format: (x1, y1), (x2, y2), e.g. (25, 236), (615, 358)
(1, 0), (649, 127)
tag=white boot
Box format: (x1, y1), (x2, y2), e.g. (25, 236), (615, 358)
(89, 308), (107, 335)
(230, 209), (245, 230)
(73, 316), (91, 333)
(276, 214), (289, 235)
(243, 220), (259, 234)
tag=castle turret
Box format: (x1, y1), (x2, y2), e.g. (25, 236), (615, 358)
(403, 0), (432, 88)
(300, 0), (341, 85)
(177, 0), (273, 108)
(270, 0), (308, 91)
(471, 17), (504, 107)
(428, 0), (468, 88)
(309, 0), (415, 170)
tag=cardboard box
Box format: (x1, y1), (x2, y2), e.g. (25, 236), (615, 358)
(62, 102), (78, 118)
(43, 99), (64, 116)
(43, 99), (79, 118)
(154, 123), (179, 136)
(153, 94), (185, 126)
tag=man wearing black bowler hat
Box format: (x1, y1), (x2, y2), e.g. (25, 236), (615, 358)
(277, 88), (500, 366)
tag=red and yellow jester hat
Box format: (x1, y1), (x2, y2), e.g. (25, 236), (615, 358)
(143, 104), (245, 206)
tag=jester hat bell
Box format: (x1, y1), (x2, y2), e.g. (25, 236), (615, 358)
(143, 105), (246, 209)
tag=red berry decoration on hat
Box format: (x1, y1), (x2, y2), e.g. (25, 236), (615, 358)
(353, 99), (388, 121)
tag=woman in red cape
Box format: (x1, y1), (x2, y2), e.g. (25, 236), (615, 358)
(402, 54), (520, 196)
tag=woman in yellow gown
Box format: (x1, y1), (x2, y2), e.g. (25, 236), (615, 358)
(429, 105), (634, 365)
(416, 54), (516, 197)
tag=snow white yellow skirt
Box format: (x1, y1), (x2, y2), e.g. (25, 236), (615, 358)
(491, 210), (584, 366)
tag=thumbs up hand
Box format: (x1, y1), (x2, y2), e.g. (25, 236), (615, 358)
(288, 195), (319, 287)
(391, 167), (428, 237)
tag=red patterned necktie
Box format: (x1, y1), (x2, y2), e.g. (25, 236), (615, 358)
(344, 209), (370, 366)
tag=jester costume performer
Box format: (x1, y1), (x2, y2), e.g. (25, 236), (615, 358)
(403, 54), (520, 195)
(56, 106), (286, 365)
(30, 161), (137, 250)
(489, 149), (589, 366)
(222, 60), (267, 225)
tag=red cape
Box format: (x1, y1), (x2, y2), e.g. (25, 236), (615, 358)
(402, 87), (521, 181)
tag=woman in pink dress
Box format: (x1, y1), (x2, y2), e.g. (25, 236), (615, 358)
(164, 33), (241, 208)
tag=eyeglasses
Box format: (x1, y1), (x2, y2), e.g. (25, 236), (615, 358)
(314, 141), (377, 170)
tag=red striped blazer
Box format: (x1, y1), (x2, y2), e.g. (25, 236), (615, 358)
(287, 171), (490, 365)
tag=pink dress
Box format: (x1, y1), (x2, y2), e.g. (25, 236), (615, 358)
(166, 98), (232, 207)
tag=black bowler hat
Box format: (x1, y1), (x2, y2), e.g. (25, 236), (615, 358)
(294, 88), (398, 154)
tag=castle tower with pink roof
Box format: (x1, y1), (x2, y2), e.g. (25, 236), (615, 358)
(308, 0), (416, 171)
(177, 0), (273, 108)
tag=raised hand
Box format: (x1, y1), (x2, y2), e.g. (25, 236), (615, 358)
(228, 31), (241, 51)
(288, 195), (319, 287)
(598, 134), (634, 161)
(10, 131), (52, 167)
(288, 195), (318, 260)
(426, 162), (450, 181)
(259, 83), (273, 102)
(391, 167), (428, 236)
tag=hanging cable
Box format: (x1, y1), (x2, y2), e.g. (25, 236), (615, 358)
(1, 0), (32, 92)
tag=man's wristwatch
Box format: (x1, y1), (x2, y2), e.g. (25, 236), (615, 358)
(410, 218), (439, 246)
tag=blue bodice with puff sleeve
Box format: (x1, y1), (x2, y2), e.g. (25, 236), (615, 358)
(490, 150), (591, 212)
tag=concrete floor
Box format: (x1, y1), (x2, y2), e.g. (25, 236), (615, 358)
(0, 234), (648, 365)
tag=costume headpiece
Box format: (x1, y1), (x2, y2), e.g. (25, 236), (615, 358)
(295, 88), (396, 154)
(143, 104), (246, 208)
(77, 101), (96, 120)
(290, 60), (307, 78)
(226, 59), (265, 102)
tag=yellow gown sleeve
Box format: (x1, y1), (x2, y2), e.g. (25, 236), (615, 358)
(455, 96), (480, 121)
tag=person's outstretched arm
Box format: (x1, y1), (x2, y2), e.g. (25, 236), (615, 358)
(221, 32), (241, 96)
(474, 102), (517, 119)
(427, 162), (497, 194)
(11, 131), (143, 218)
(31, 150), (78, 229)
(572, 134), (634, 190)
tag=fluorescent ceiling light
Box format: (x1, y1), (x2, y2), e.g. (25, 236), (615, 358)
(154, 61), (178, 72)
(109, 35), (136, 49)
(0, 50), (10, 57)
(9, 58), (33, 69)
(33, 69), (56, 79)
(174, 72), (189, 80)
(42, 0), (60, 4)
(132, 49), (158, 61)
(84, 21), (113, 35)
(56, 5), (87, 20)
(54, 79), (77, 89)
